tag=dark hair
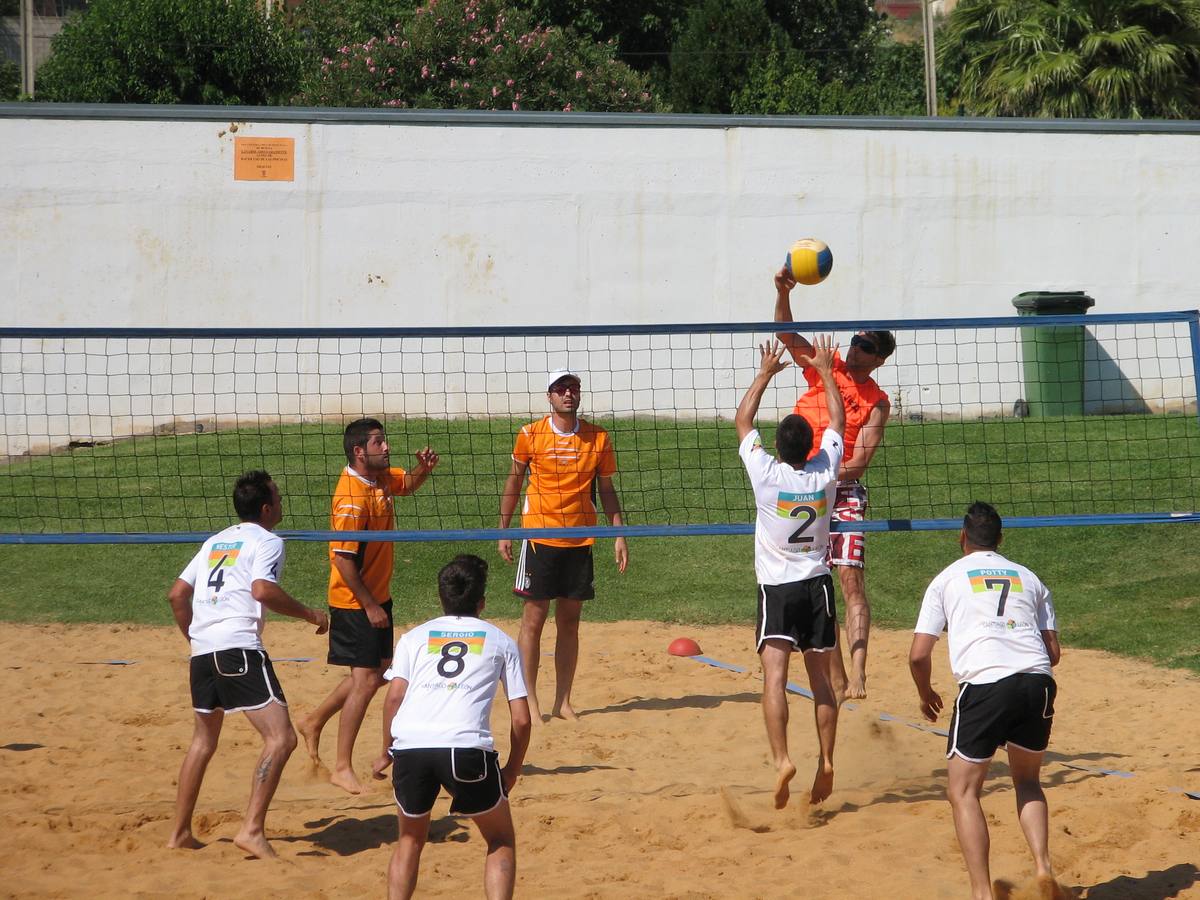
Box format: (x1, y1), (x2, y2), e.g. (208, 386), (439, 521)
(775, 414), (814, 466)
(438, 554), (489, 616)
(864, 330), (896, 360)
(343, 417), (384, 463)
(963, 501), (1002, 549)
(233, 470), (275, 522)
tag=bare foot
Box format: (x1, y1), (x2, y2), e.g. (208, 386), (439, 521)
(845, 669), (867, 700)
(550, 702), (579, 722)
(1036, 875), (1074, 900)
(773, 759), (797, 810)
(165, 832), (204, 850)
(810, 759), (834, 805)
(296, 716), (322, 764)
(329, 766), (364, 795)
(233, 829), (278, 860)
(992, 879), (1015, 900)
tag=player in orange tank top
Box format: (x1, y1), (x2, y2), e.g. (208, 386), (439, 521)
(774, 266), (895, 702)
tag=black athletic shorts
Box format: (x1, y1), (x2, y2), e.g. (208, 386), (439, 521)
(327, 599), (395, 668)
(513, 541), (595, 601)
(947, 672), (1057, 762)
(755, 575), (837, 653)
(190, 648), (287, 714)
(390, 747), (507, 817)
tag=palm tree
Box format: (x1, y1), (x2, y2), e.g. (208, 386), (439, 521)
(939, 0), (1200, 118)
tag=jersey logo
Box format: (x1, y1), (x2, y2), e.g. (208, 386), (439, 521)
(776, 490), (827, 519)
(426, 630), (486, 656)
(967, 569), (1023, 593)
(207, 542), (243, 568)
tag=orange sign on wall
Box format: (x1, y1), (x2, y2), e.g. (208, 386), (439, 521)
(234, 137), (295, 182)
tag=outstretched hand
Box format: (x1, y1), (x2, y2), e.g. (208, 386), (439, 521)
(757, 340), (791, 380)
(774, 266), (797, 295)
(414, 446), (440, 473)
(796, 334), (838, 375)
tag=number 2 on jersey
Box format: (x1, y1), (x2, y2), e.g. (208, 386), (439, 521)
(787, 505), (817, 544)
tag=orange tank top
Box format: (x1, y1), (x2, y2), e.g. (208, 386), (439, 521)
(793, 354), (888, 463)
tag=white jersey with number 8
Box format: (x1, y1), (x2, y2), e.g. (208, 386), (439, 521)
(385, 616), (528, 751)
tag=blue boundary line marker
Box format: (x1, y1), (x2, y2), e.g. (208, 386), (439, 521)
(684, 653), (1199, 796)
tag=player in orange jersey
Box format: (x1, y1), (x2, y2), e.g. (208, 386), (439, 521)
(299, 417), (438, 795)
(497, 369), (628, 723)
(774, 267), (895, 700)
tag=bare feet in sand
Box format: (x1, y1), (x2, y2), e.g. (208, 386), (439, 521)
(296, 716), (322, 764)
(233, 829), (278, 860)
(550, 702), (579, 722)
(330, 766), (364, 795)
(165, 832), (204, 850)
(810, 759), (834, 805)
(845, 669), (867, 700)
(773, 759), (797, 810)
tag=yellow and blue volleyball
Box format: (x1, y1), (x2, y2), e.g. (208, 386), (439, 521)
(786, 238), (833, 286)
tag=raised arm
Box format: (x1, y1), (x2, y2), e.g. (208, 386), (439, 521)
(735, 340), (791, 442)
(398, 446), (439, 495)
(794, 335), (845, 437)
(251, 580), (329, 633)
(773, 267), (815, 364)
(497, 457), (529, 563)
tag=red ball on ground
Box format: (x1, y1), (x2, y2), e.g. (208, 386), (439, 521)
(668, 636), (702, 657)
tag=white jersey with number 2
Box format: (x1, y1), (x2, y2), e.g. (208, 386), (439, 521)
(178, 521), (284, 657)
(385, 616), (528, 751)
(914, 550), (1057, 685)
(739, 427), (843, 586)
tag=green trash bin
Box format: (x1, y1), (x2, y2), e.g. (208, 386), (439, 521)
(1012, 291), (1095, 418)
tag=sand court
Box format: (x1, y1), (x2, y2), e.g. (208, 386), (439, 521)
(2, 619), (1198, 898)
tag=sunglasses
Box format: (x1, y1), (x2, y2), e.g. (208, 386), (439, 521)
(550, 381), (581, 395)
(850, 334), (880, 356)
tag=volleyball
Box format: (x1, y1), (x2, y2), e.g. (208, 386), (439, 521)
(786, 238), (833, 285)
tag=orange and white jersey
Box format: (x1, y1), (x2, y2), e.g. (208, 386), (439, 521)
(512, 416), (617, 548)
(793, 352), (888, 462)
(327, 465), (408, 610)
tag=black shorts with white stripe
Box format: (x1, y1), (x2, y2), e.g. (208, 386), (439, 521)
(513, 540), (595, 601)
(947, 672), (1056, 762)
(755, 575), (837, 653)
(390, 747), (507, 817)
(190, 648), (287, 714)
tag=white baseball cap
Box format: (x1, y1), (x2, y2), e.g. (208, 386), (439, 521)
(547, 368), (582, 392)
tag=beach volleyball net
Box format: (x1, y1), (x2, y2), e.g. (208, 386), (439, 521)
(2, 311), (1199, 544)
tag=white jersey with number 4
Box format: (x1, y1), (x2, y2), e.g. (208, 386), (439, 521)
(178, 521), (284, 657)
(739, 427), (843, 585)
(914, 550), (1057, 685)
(385, 616), (528, 751)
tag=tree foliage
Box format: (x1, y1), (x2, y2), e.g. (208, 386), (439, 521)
(764, 0), (886, 80)
(732, 38), (928, 116)
(36, 0), (304, 104)
(668, 0), (788, 113)
(289, 0), (417, 68)
(1, 57), (18, 102)
(940, 0), (1200, 118)
(298, 0), (660, 111)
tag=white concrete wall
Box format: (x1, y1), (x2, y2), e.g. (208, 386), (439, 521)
(1, 113), (1198, 454)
